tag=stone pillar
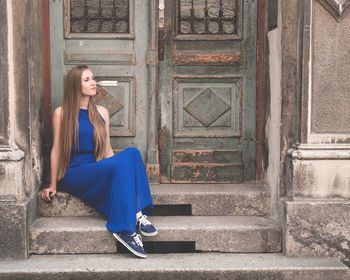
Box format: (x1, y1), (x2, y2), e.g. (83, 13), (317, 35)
(284, 0), (350, 267)
(0, 0), (45, 259)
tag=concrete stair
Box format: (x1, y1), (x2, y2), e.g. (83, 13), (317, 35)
(1, 253), (349, 280)
(32, 183), (279, 255)
(29, 216), (281, 254)
(25, 182), (350, 279)
(37, 183), (270, 217)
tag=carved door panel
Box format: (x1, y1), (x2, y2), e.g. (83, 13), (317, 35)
(159, 0), (257, 183)
(50, 0), (149, 154)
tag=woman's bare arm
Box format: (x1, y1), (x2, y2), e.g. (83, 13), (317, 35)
(41, 107), (62, 201)
(97, 106), (114, 158)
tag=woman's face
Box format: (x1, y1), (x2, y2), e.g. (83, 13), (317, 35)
(81, 69), (97, 96)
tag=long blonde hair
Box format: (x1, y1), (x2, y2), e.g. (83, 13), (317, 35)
(58, 65), (107, 180)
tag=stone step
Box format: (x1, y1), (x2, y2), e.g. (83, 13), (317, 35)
(29, 216), (281, 254)
(38, 183), (270, 217)
(171, 163), (243, 183)
(1, 253), (349, 280)
(173, 149), (241, 164)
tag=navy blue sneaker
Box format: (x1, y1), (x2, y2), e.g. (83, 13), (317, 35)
(113, 232), (147, 258)
(137, 215), (158, 236)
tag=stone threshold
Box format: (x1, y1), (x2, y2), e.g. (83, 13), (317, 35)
(0, 253), (349, 280)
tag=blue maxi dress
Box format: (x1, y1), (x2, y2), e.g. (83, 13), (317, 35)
(61, 108), (153, 234)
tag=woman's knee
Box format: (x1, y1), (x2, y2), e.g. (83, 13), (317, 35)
(124, 146), (141, 156)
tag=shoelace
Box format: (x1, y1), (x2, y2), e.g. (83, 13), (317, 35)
(138, 215), (152, 226)
(132, 233), (143, 248)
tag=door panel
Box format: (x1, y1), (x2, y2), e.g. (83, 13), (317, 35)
(50, 0), (148, 153)
(159, 0), (257, 183)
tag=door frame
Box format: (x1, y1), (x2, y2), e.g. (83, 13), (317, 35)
(256, 0), (267, 181)
(42, 0), (267, 182)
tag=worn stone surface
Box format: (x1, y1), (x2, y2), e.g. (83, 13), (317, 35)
(279, 0), (299, 195)
(0, 253), (349, 280)
(38, 183), (270, 217)
(0, 203), (27, 259)
(29, 216), (281, 254)
(284, 201), (350, 267)
(12, 0), (31, 197)
(288, 158), (350, 199)
(312, 1), (350, 134)
(37, 191), (100, 217)
(30, 217), (116, 254)
(27, 0), (45, 196)
(6, 0), (45, 199)
(0, 0), (9, 145)
(0, 156), (24, 201)
(151, 183), (270, 216)
(266, 20), (282, 218)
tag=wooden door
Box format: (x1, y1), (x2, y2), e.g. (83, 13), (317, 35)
(159, 0), (257, 183)
(50, 0), (149, 154)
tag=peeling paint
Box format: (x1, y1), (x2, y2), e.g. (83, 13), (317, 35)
(173, 53), (241, 65)
(158, 126), (169, 150)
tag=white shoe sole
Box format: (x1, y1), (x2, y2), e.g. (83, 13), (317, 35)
(140, 229), (158, 237)
(113, 233), (147, 258)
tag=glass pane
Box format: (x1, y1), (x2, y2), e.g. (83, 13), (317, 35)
(70, 0), (129, 33)
(194, 20), (205, 33)
(193, 0), (205, 18)
(207, 0), (220, 18)
(180, 0), (192, 18)
(178, 0), (237, 35)
(223, 0), (235, 18)
(180, 21), (191, 34)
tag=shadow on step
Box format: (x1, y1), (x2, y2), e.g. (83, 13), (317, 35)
(150, 204), (192, 216)
(117, 241), (195, 254)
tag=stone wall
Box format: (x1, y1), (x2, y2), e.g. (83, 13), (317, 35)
(12, 0), (45, 198)
(285, 201), (350, 267)
(279, 0), (299, 197)
(312, 0), (350, 137)
(265, 0), (282, 219)
(0, 0), (45, 259)
(284, 0), (350, 266)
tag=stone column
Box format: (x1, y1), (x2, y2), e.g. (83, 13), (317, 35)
(284, 0), (350, 266)
(0, 0), (45, 259)
(0, 0), (26, 260)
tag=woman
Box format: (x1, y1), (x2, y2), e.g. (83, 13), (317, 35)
(41, 65), (157, 258)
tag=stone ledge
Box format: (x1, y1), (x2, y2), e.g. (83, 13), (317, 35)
(0, 156), (25, 201)
(287, 146), (350, 159)
(286, 157), (350, 199)
(29, 216), (281, 254)
(284, 200), (350, 267)
(37, 183), (270, 217)
(0, 253), (349, 280)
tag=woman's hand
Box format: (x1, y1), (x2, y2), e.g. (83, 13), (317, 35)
(41, 185), (57, 202)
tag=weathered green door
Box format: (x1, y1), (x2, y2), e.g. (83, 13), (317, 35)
(50, 0), (149, 153)
(159, 0), (257, 183)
